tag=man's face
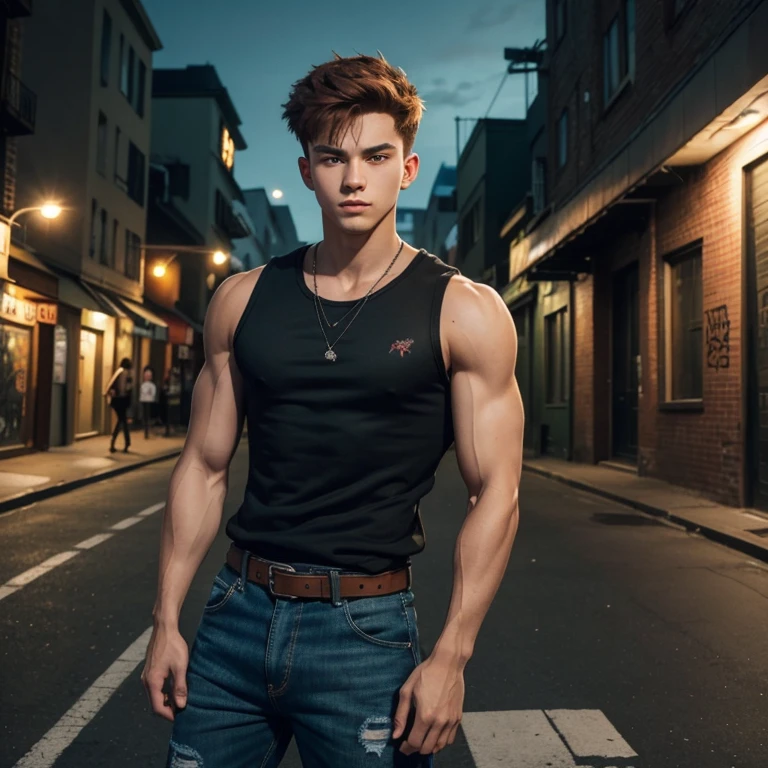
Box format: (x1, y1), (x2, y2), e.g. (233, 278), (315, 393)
(298, 112), (419, 234)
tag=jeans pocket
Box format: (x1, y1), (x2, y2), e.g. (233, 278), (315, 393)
(342, 590), (413, 649)
(203, 564), (241, 614)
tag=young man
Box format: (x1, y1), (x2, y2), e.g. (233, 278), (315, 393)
(142, 52), (524, 767)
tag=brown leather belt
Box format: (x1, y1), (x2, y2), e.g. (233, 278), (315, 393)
(226, 545), (411, 601)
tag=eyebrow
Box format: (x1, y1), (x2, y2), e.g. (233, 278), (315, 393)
(312, 142), (396, 157)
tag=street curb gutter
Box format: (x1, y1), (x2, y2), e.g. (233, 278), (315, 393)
(523, 462), (768, 565)
(0, 449), (182, 516)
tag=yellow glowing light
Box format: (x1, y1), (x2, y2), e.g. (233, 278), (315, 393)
(40, 204), (62, 219)
(153, 263), (167, 278)
(271, 189), (284, 199)
(221, 127), (235, 170)
(212, 250), (227, 265)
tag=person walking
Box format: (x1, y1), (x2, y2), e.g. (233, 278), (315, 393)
(139, 365), (157, 439)
(104, 357), (132, 453)
(142, 52), (524, 767)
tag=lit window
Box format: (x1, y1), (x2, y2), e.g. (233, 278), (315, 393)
(221, 126), (235, 170)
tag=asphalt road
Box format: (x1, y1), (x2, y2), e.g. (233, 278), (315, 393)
(1, 442), (767, 767)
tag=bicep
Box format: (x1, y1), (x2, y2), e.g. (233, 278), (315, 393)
(449, 284), (525, 503)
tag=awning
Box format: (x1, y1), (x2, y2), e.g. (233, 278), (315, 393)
(142, 297), (196, 346)
(57, 275), (104, 313)
(80, 283), (129, 318)
(109, 294), (169, 341)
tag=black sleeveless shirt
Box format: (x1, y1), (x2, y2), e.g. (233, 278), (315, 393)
(225, 244), (460, 574)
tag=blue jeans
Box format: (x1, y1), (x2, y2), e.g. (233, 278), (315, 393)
(167, 553), (435, 767)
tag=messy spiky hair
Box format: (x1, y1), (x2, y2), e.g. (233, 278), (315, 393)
(281, 51), (425, 158)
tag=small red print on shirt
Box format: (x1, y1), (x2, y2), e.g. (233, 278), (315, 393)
(389, 338), (414, 357)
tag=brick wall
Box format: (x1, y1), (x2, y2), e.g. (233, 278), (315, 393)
(572, 273), (594, 461)
(546, 0), (755, 209)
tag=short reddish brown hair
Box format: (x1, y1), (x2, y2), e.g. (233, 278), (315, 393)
(281, 51), (425, 158)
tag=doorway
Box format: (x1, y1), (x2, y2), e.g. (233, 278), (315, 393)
(76, 328), (98, 436)
(747, 155), (768, 509)
(611, 262), (639, 461)
(511, 300), (534, 450)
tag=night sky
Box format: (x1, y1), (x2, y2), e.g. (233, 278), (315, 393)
(141, 1), (546, 246)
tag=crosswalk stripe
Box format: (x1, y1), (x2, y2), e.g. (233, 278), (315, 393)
(545, 708), (638, 759)
(12, 626), (153, 768)
(461, 709), (638, 767)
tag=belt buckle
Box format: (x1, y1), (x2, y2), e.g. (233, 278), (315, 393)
(268, 562), (298, 600)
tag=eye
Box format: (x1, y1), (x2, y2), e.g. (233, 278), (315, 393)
(323, 157), (341, 165)
(369, 155), (387, 162)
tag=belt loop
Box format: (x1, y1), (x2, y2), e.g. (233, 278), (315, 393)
(238, 549), (250, 592)
(329, 569), (342, 607)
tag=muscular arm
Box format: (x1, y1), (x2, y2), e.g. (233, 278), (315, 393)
(434, 279), (524, 665)
(152, 272), (250, 628)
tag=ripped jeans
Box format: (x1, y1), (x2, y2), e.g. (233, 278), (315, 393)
(166, 553), (434, 768)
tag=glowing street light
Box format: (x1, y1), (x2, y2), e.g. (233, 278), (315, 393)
(212, 250), (227, 265)
(143, 245), (231, 280)
(271, 189), (284, 199)
(1, 201), (64, 283)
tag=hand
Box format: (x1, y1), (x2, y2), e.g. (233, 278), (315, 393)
(392, 654), (465, 756)
(141, 623), (189, 722)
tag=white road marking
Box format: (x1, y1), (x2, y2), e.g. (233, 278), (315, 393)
(138, 501), (165, 517)
(0, 500), (165, 602)
(545, 709), (638, 759)
(12, 626), (153, 768)
(6, 552), (81, 587)
(109, 516), (143, 530)
(75, 533), (115, 550)
(461, 709), (638, 767)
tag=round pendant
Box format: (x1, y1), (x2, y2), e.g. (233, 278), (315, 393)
(325, 349), (337, 362)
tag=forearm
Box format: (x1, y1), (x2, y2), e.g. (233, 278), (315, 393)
(152, 450), (228, 628)
(431, 486), (519, 667)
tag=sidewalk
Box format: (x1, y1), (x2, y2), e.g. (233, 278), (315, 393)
(0, 428), (187, 515)
(524, 457), (768, 563)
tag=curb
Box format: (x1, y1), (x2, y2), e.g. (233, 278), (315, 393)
(0, 448), (183, 516)
(523, 462), (768, 565)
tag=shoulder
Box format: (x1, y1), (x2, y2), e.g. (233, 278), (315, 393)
(204, 264), (268, 351)
(443, 276), (518, 375)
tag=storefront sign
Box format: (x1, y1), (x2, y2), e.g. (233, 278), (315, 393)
(37, 303), (57, 324)
(0, 291), (37, 326)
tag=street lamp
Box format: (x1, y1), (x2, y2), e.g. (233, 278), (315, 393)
(0, 202), (64, 283)
(143, 245), (231, 279)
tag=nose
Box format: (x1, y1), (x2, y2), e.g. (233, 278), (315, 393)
(342, 158), (365, 191)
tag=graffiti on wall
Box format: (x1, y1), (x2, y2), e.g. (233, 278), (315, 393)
(705, 304), (730, 370)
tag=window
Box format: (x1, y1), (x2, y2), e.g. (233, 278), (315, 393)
(532, 157), (547, 213)
(99, 209), (108, 265)
(124, 229), (141, 280)
(111, 220), (118, 270)
(100, 10), (112, 86)
(603, 0), (636, 106)
(557, 109), (568, 169)
(545, 308), (568, 404)
(90, 199), (97, 258)
(221, 124), (235, 170)
(460, 199), (481, 254)
(114, 126), (121, 182)
(127, 46), (135, 104)
(135, 60), (146, 117)
(665, 242), (702, 400)
(215, 189), (230, 232)
(119, 35), (129, 96)
(554, 0), (566, 43)
(127, 141), (145, 206)
(96, 112), (107, 175)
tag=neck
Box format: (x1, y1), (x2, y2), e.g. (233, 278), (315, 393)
(316, 210), (415, 284)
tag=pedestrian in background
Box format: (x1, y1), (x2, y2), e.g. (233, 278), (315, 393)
(140, 366), (157, 439)
(104, 357), (133, 453)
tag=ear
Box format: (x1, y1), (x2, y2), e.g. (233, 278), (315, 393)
(298, 156), (314, 191)
(400, 152), (419, 190)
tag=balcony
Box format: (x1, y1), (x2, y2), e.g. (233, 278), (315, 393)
(3, 0), (32, 18)
(2, 73), (36, 136)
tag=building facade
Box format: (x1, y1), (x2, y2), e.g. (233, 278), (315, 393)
(508, 0), (768, 508)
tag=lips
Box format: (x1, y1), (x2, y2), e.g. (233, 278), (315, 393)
(339, 201), (371, 208)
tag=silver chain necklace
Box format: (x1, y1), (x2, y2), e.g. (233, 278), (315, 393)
(311, 239), (404, 362)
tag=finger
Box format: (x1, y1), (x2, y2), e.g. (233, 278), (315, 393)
(447, 721), (461, 745)
(391, 687), (412, 739)
(433, 722), (454, 753)
(171, 664), (188, 710)
(147, 675), (174, 721)
(419, 722), (446, 756)
(399, 717), (428, 755)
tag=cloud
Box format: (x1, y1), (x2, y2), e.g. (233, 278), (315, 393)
(420, 73), (502, 108)
(466, 3), (520, 31)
